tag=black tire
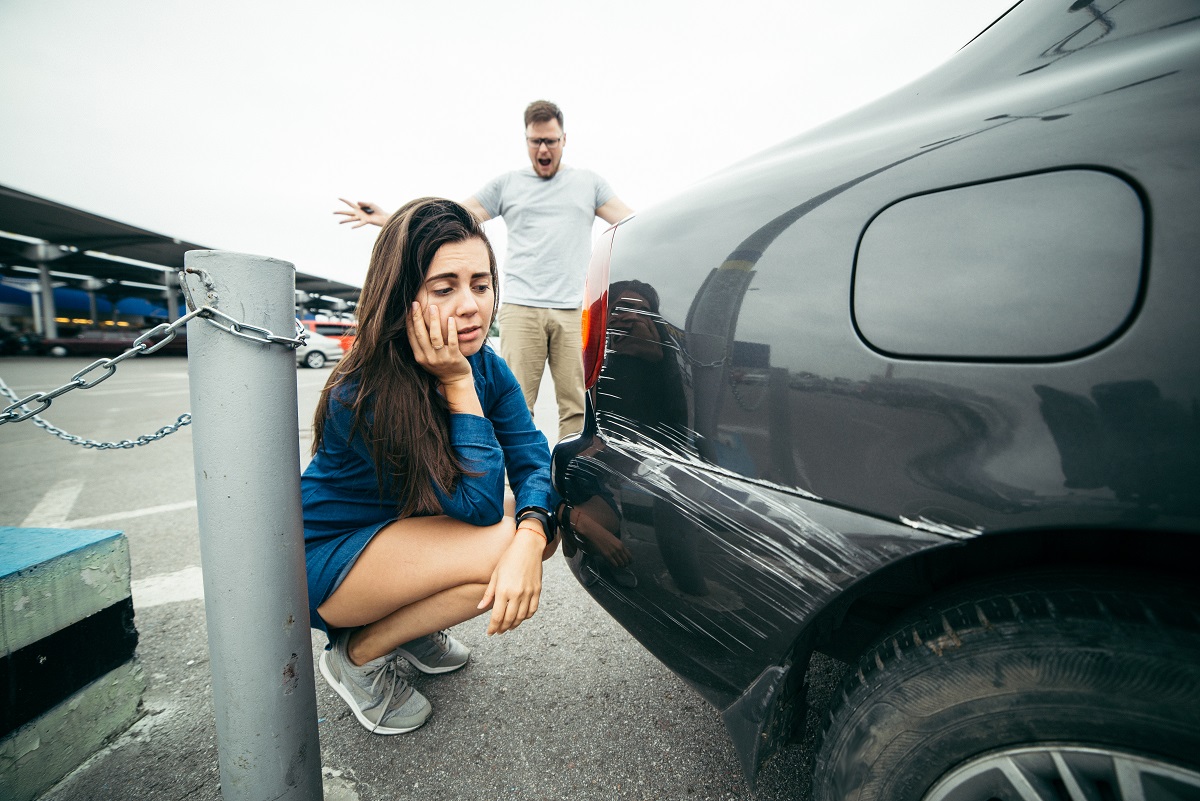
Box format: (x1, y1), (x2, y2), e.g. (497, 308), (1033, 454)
(812, 573), (1200, 801)
(303, 350), (326, 369)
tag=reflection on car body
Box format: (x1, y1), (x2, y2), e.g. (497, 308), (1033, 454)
(551, 1), (1200, 799)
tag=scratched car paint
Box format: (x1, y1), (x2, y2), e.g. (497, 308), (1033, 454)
(551, 1), (1200, 799)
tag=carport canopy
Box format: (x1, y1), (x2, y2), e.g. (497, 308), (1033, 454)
(0, 183), (360, 337)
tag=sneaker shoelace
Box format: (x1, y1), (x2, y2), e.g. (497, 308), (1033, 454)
(360, 654), (409, 731)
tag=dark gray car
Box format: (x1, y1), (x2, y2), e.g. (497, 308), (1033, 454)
(551, 1), (1200, 799)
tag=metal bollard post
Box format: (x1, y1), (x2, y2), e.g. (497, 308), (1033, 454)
(184, 251), (322, 801)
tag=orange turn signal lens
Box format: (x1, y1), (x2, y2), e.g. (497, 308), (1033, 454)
(581, 225), (617, 389)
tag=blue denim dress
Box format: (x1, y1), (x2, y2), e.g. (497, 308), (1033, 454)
(301, 345), (557, 632)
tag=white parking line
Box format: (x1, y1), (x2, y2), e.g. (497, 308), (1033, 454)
(21, 488), (205, 606)
(21, 479), (83, 527)
(62, 500), (197, 529)
(132, 565), (204, 608)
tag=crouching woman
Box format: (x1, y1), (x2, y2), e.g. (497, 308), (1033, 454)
(302, 197), (558, 735)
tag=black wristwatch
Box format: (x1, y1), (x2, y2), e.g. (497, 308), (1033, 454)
(515, 506), (555, 542)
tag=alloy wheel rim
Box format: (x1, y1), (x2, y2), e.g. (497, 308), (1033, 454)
(924, 744), (1200, 801)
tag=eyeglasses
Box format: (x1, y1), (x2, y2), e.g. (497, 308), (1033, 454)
(527, 137), (562, 149)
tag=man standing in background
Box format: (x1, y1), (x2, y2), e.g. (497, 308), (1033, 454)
(337, 100), (634, 441)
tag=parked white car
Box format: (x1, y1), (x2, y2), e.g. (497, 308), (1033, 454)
(295, 330), (344, 369)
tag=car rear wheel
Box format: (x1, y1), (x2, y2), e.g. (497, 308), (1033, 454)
(303, 351), (325, 369)
(49, 345), (69, 357)
(812, 573), (1200, 801)
(924, 744), (1200, 800)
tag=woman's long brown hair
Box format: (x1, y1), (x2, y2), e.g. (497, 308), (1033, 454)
(311, 198), (499, 518)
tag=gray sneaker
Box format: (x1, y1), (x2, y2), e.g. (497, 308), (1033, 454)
(394, 629), (470, 674)
(319, 631), (431, 735)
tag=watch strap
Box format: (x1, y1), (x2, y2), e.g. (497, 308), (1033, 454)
(515, 507), (554, 542)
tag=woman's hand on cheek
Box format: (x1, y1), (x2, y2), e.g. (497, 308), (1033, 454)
(408, 302), (485, 416)
(407, 302), (472, 384)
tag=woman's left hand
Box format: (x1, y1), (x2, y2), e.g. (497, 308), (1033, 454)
(478, 527), (547, 635)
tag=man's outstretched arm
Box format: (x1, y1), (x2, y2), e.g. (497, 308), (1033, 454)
(596, 197), (634, 225)
(334, 197), (493, 228)
(334, 198), (389, 228)
(459, 196), (492, 223)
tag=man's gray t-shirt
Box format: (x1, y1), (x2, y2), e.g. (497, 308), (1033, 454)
(474, 165), (615, 309)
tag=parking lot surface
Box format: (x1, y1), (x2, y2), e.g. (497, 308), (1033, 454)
(0, 355), (842, 800)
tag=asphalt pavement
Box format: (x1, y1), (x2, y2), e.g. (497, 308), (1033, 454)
(0, 354), (843, 801)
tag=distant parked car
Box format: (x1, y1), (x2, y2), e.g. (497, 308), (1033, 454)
(0, 327), (38, 356)
(40, 328), (187, 358)
(301, 319), (356, 352)
(295, 330), (344, 369)
(551, 1), (1200, 799)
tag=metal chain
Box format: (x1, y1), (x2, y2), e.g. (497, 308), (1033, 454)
(0, 268), (307, 448)
(0, 373), (192, 449)
(0, 306), (208, 427)
(179, 264), (309, 348)
(729, 370), (769, 412)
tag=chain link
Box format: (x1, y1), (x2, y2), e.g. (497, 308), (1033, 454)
(0, 268), (309, 448)
(0, 306), (208, 427)
(0, 373), (193, 449)
(729, 370), (769, 412)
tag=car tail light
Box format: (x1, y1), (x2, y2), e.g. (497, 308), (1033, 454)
(581, 224), (617, 388)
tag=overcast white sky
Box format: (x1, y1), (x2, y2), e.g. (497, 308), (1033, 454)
(0, 0), (1014, 288)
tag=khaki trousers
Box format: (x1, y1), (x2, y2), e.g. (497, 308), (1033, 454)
(498, 303), (585, 442)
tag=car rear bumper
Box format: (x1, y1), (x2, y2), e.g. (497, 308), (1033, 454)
(551, 394), (965, 777)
